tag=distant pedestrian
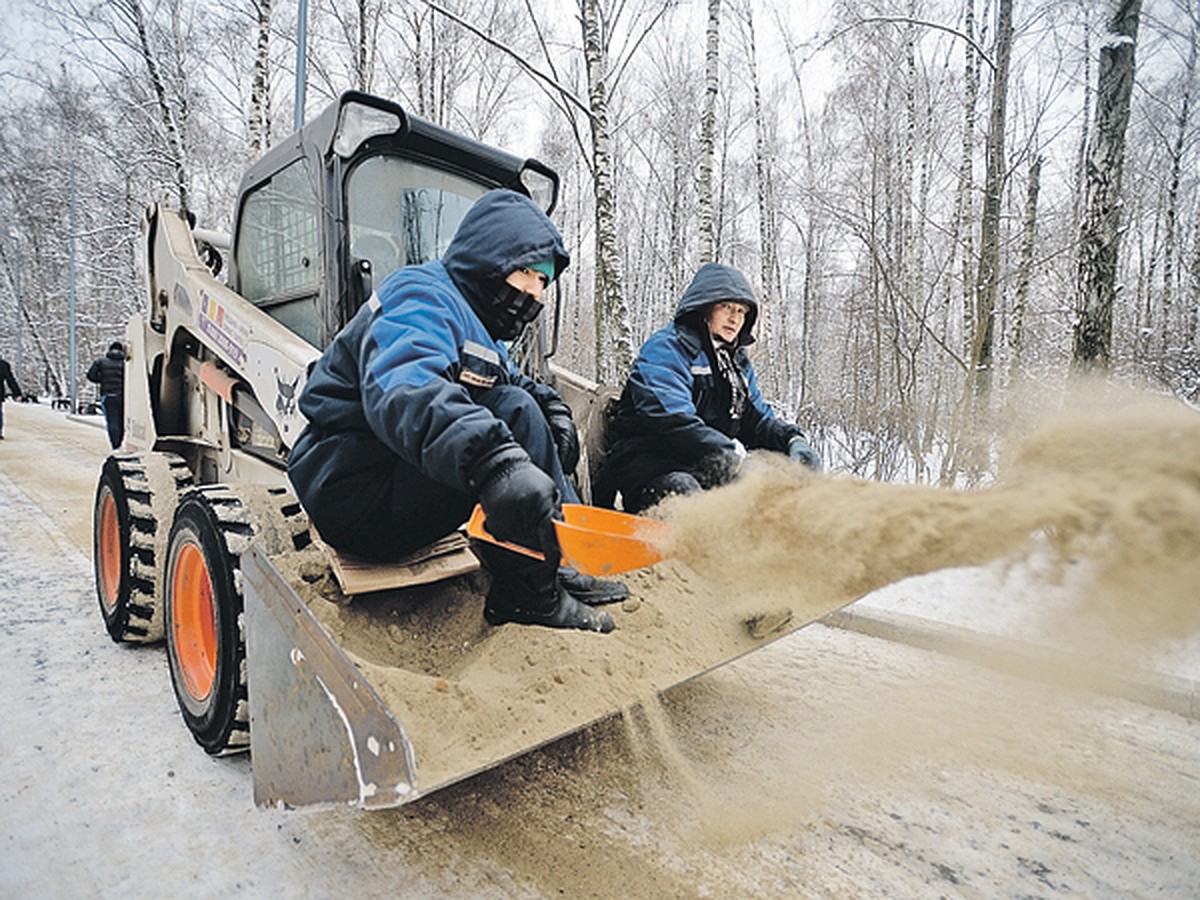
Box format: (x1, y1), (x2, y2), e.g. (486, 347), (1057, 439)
(87, 342), (126, 450)
(0, 356), (22, 439)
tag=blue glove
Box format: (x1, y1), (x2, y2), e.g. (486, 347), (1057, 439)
(787, 436), (821, 471)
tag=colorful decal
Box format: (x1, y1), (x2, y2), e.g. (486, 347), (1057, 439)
(198, 289), (248, 366)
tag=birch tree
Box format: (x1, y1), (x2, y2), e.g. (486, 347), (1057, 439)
(1008, 152), (1042, 379)
(46, 0), (206, 216)
(248, 0), (273, 156)
(1155, 10), (1196, 357)
(1073, 0), (1144, 370)
(698, 0), (720, 264)
(731, 0), (791, 405)
(951, 0), (979, 357)
(579, 0), (629, 382)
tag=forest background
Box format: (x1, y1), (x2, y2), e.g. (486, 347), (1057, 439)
(0, 0), (1196, 485)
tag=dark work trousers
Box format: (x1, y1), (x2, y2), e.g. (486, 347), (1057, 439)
(316, 385), (575, 612)
(101, 395), (124, 450)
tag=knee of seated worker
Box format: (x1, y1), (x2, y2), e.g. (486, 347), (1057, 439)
(481, 385), (551, 443)
(656, 471), (702, 496)
(630, 470), (701, 512)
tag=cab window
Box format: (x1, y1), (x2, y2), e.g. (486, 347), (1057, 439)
(236, 157), (322, 346)
(346, 156), (486, 283)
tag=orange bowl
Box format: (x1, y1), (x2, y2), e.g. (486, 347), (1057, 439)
(466, 503), (671, 576)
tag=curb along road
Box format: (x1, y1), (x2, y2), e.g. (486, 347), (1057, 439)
(823, 606), (1199, 721)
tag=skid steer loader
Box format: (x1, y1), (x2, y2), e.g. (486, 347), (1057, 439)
(91, 91), (831, 811)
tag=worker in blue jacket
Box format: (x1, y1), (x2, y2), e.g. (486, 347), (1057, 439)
(596, 262), (821, 513)
(289, 189), (625, 633)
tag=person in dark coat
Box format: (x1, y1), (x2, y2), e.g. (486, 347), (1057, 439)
(288, 189), (626, 633)
(86, 341), (126, 450)
(0, 356), (22, 439)
(596, 262), (821, 513)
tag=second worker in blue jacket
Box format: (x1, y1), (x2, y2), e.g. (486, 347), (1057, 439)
(288, 189), (625, 633)
(597, 262), (821, 513)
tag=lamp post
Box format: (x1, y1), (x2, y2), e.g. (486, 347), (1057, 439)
(69, 161), (78, 413)
(294, 0), (308, 131)
(14, 239), (21, 390)
(4, 231), (21, 389)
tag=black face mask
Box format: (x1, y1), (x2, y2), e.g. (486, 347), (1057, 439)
(486, 282), (545, 341)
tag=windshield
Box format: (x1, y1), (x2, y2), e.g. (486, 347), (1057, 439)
(346, 156), (489, 283)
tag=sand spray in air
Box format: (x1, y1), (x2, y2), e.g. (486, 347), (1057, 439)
(621, 382), (1200, 844)
(663, 380), (1200, 666)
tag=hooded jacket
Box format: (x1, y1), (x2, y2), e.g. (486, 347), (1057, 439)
(0, 357), (20, 402)
(601, 263), (806, 498)
(86, 343), (125, 398)
(288, 189), (570, 506)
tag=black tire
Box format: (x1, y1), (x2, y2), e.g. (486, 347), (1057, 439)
(92, 453), (191, 642)
(164, 487), (253, 756)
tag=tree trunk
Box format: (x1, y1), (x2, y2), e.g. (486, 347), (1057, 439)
(698, 0), (720, 265)
(1009, 153), (1042, 379)
(123, 0), (191, 216)
(1157, 37), (1195, 356)
(957, 0), (979, 356)
(969, 0), (1013, 399)
(1189, 214), (1200, 348)
(742, 3), (785, 402)
(357, 0), (371, 91)
(581, 0), (631, 383)
(1073, 0), (1143, 370)
(1073, 0), (1093, 230)
(249, 0), (272, 157)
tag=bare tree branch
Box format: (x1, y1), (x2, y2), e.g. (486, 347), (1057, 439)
(421, 0), (593, 120)
(812, 15), (997, 74)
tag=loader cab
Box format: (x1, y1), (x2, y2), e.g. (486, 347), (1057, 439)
(228, 91), (560, 352)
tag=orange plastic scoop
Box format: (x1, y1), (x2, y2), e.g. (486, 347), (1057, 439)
(466, 503), (671, 576)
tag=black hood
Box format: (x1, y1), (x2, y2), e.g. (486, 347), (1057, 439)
(441, 189), (570, 340)
(674, 263), (759, 347)
(106, 342), (126, 361)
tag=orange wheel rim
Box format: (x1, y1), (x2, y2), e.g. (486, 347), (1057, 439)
(172, 542), (217, 702)
(98, 491), (122, 612)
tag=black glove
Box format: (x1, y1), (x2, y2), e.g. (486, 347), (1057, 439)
(787, 435), (822, 471)
(471, 443), (561, 562)
(540, 395), (581, 476)
(696, 440), (746, 489)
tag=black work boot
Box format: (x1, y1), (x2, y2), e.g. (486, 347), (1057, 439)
(484, 565), (615, 633)
(558, 566), (630, 606)
(485, 585), (615, 633)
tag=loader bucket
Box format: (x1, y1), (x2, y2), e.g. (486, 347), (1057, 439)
(241, 546), (417, 809)
(239, 536), (855, 812)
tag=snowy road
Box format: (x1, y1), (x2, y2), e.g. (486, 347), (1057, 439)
(1, 401), (1198, 898)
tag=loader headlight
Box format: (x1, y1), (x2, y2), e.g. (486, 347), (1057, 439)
(333, 101), (404, 158)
